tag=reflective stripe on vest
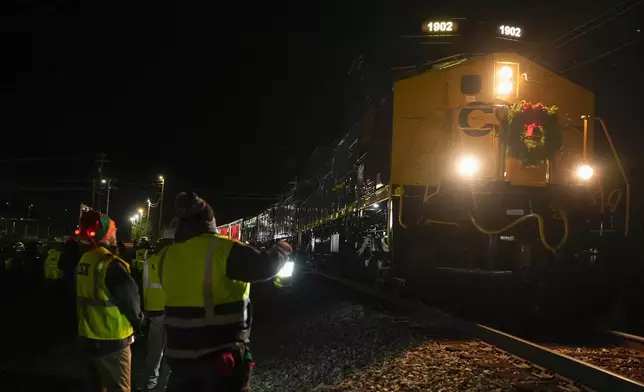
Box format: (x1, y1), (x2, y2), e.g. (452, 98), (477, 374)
(143, 256), (163, 290)
(143, 249), (166, 312)
(76, 248), (134, 340)
(160, 238), (247, 327)
(164, 297), (250, 328)
(159, 235), (250, 359)
(165, 343), (241, 360)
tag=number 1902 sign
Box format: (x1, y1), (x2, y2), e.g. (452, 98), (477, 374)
(422, 20), (458, 35)
(498, 24), (522, 38)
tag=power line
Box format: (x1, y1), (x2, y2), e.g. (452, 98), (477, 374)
(562, 38), (639, 73)
(555, 0), (644, 49)
(552, 0), (633, 43)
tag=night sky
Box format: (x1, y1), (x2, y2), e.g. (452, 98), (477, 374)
(1, 0), (642, 234)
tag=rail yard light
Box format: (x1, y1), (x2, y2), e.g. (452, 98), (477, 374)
(495, 62), (519, 98)
(456, 155), (480, 177)
(576, 164), (594, 181)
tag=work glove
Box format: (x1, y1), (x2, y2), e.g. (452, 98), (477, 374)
(269, 241), (292, 260)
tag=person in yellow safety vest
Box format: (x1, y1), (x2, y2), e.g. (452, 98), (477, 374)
(75, 210), (146, 392)
(135, 249), (147, 271)
(6, 242), (24, 274)
(44, 246), (64, 280)
(43, 243), (65, 342)
(137, 229), (175, 392)
(161, 192), (291, 392)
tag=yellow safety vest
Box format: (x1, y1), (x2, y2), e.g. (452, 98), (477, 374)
(44, 249), (64, 280)
(4, 257), (11, 271)
(75, 247), (134, 340)
(159, 234), (250, 359)
(135, 249), (148, 271)
(143, 251), (165, 312)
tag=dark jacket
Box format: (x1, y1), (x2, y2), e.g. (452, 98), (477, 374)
(163, 230), (289, 362)
(79, 247), (145, 355)
(226, 241), (289, 283)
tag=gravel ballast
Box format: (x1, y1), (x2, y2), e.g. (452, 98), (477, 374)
(551, 345), (644, 384)
(250, 274), (532, 392)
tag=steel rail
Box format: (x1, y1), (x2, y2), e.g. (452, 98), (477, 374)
(308, 269), (644, 392)
(610, 330), (644, 345)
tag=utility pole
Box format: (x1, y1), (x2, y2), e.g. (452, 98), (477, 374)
(102, 179), (113, 216)
(146, 199), (151, 237)
(106, 180), (111, 215)
(94, 153), (109, 210)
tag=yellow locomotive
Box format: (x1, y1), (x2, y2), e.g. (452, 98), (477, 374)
(387, 51), (628, 319)
(393, 52), (594, 189)
(218, 49), (628, 321)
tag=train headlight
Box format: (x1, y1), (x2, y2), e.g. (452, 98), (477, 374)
(456, 155), (480, 177)
(497, 80), (513, 95)
(498, 65), (513, 79)
(495, 62), (519, 98)
(576, 164), (594, 181)
(276, 260), (294, 278)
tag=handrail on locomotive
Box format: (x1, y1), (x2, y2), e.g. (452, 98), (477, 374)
(583, 116), (630, 237)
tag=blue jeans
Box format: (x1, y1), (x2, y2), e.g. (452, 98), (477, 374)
(143, 315), (171, 390)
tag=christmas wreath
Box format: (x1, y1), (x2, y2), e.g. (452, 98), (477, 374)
(505, 101), (562, 167)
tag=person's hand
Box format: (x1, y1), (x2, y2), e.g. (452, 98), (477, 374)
(136, 316), (150, 337)
(268, 241), (292, 261)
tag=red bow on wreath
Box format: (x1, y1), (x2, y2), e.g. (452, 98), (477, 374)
(526, 123), (538, 137)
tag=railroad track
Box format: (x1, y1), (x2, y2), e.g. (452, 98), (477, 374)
(426, 339), (588, 391)
(305, 268), (644, 391)
(547, 330), (644, 385)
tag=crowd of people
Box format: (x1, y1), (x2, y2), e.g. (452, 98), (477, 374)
(1, 192), (293, 392)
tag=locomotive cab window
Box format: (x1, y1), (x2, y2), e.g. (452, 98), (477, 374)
(461, 75), (481, 94)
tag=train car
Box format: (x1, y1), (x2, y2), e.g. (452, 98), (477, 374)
(229, 219), (242, 242)
(217, 48), (629, 320)
(215, 223), (230, 238)
(241, 216), (258, 244)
